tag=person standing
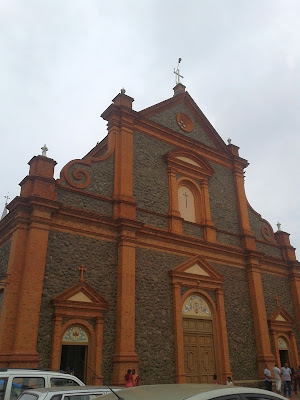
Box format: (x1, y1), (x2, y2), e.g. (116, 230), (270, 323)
(212, 374), (219, 384)
(281, 363), (292, 397)
(264, 364), (272, 391)
(124, 369), (133, 388)
(226, 376), (233, 386)
(291, 368), (298, 395)
(272, 364), (282, 394)
(297, 366), (300, 394)
(132, 369), (140, 386)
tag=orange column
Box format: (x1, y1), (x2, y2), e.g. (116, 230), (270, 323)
(106, 93), (136, 220)
(232, 163), (256, 250)
(289, 264), (300, 336)
(11, 207), (52, 366)
(0, 225), (28, 365)
(168, 170), (182, 234)
(94, 316), (104, 384)
(289, 332), (299, 368)
(112, 223), (139, 385)
(201, 180), (216, 242)
(50, 315), (63, 369)
(172, 282), (186, 383)
(215, 288), (231, 383)
(246, 258), (275, 378)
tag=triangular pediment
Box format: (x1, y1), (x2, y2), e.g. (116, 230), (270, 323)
(185, 263), (210, 276)
(275, 314), (286, 322)
(68, 291), (92, 303)
(268, 308), (294, 326)
(52, 280), (108, 307)
(140, 90), (229, 154)
(169, 255), (224, 285)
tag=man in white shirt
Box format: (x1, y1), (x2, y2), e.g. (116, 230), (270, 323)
(281, 363), (292, 397)
(272, 364), (282, 393)
(264, 364), (272, 391)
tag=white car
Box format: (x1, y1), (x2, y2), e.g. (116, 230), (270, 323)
(16, 386), (121, 400)
(0, 369), (84, 400)
(97, 384), (287, 400)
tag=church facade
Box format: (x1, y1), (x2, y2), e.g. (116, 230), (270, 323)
(0, 83), (299, 386)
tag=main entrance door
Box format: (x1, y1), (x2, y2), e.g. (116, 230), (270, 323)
(60, 326), (89, 383)
(182, 295), (216, 383)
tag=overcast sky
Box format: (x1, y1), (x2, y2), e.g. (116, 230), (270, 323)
(1, 0), (299, 257)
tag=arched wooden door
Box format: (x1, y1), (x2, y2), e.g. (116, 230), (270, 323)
(182, 294), (216, 383)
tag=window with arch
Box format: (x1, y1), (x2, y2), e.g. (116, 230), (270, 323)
(178, 185), (196, 223)
(165, 149), (215, 233)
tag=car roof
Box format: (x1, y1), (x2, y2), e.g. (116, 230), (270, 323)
(0, 370), (74, 376)
(98, 384), (286, 400)
(21, 386), (121, 394)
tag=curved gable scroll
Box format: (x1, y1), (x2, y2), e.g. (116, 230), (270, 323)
(58, 134), (115, 190)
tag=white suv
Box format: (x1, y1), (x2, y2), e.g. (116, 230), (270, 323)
(0, 369), (84, 400)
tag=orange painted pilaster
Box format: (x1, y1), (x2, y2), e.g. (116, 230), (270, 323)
(168, 170), (182, 234)
(172, 282), (186, 383)
(201, 180), (216, 242)
(232, 164), (256, 250)
(0, 226), (29, 365)
(102, 92), (136, 220)
(275, 231), (296, 261)
(270, 330), (280, 367)
(215, 288), (231, 383)
(112, 222), (139, 385)
(93, 317), (104, 384)
(289, 265), (300, 335)
(50, 315), (62, 370)
(289, 332), (299, 368)
(11, 208), (52, 366)
(246, 259), (275, 378)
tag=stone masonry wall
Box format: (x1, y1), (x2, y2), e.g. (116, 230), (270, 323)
(0, 240), (10, 277)
(57, 189), (113, 218)
(261, 273), (300, 360)
(209, 162), (241, 236)
(212, 263), (257, 380)
(133, 131), (173, 215)
(135, 247), (187, 384)
(37, 230), (117, 384)
(148, 103), (216, 148)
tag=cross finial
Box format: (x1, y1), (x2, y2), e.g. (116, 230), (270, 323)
(276, 221), (281, 231)
(227, 138), (232, 144)
(274, 295), (279, 308)
(174, 58), (183, 84)
(77, 264), (86, 282)
(41, 144), (48, 157)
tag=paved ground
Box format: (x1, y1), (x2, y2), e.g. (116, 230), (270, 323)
(290, 393), (300, 399)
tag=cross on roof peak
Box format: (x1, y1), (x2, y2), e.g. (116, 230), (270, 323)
(41, 144), (48, 157)
(174, 58), (183, 85)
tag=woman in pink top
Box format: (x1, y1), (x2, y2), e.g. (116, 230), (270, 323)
(124, 369), (133, 388)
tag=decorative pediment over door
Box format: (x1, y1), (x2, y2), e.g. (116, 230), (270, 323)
(169, 255), (224, 288)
